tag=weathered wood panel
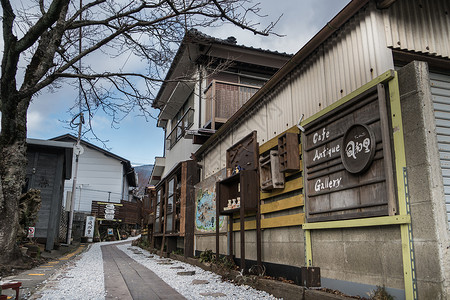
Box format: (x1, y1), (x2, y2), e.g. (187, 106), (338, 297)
(302, 84), (396, 222)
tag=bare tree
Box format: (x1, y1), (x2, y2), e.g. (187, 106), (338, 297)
(0, 0), (278, 265)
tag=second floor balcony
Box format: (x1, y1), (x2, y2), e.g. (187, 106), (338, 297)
(204, 80), (259, 130)
(166, 107), (194, 150)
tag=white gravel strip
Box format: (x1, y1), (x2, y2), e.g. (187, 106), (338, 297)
(33, 237), (139, 300)
(117, 244), (281, 300)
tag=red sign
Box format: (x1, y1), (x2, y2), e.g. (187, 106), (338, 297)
(27, 227), (35, 238)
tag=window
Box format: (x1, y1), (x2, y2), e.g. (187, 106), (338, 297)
(167, 93), (195, 149)
(155, 189), (162, 233)
(166, 178), (175, 232)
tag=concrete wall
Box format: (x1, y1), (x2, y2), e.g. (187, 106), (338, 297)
(195, 226), (305, 269)
(310, 226), (404, 297)
(398, 61), (449, 299)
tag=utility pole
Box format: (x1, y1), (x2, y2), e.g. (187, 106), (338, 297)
(67, 113), (84, 244)
(66, 0), (84, 245)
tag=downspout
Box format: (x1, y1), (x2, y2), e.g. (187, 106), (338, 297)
(198, 64), (202, 128)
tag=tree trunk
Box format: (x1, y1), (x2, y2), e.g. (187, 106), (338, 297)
(0, 93), (29, 266)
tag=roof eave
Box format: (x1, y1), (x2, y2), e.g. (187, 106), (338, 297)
(194, 0), (373, 159)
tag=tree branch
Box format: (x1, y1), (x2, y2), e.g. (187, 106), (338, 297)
(16, 0), (70, 53)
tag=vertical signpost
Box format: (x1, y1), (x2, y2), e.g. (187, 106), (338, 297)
(84, 216), (95, 242)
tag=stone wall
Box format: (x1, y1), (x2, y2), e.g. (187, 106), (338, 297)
(398, 61), (449, 299)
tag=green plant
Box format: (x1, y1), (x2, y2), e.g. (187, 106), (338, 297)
(368, 286), (394, 300)
(199, 249), (215, 263)
(218, 256), (237, 270)
(171, 249), (183, 255)
(137, 237), (150, 249)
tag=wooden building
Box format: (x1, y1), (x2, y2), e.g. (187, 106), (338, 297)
(25, 138), (73, 251)
(190, 0), (450, 299)
(149, 30), (291, 257)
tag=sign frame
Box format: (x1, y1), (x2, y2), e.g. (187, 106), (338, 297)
(302, 84), (397, 222)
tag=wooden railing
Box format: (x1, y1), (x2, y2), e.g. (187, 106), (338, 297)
(204, 80), (259, 130)
(166, 107), (194, 150)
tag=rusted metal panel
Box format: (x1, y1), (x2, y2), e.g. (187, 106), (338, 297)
(384, 0), (450, 59)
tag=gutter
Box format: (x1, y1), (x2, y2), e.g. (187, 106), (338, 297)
(194, 0), (371, 159)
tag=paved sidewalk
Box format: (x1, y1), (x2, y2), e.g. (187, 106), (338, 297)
(102, 242), (185, 300)
(1, 243), (86, 299)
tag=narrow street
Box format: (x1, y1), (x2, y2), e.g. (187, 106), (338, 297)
(3, 238), (278, 300)
(101, 242), (184, 300)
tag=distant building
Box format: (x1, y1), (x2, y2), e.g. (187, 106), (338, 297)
(25, 138), (73, 251)
(51, 134), (137, 240)
(134, 164), (154, 198)
(52, 134), (137, 211)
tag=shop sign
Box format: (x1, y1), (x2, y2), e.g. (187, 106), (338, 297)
(302, 84), (396, 222)
(85, 216), (95, 238)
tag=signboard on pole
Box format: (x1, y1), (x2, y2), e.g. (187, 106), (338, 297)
(84, 216), (95, 239)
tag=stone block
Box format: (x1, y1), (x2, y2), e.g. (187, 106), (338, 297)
(288, 226), (304, 243)
(403, 128), (431, 168)
(269, 227), (290, 243)
(416, 280), (446, 300)
(177, 271), (195, 276)
(262, 229), (271, 243)
(200, 292), (226, 297)
(410, 202), (439, 241)
(414, 241), (442, 281)
(377, 226), (401, 242)
(312, 241), (344, 270)
(342, 227), (381, 242)
(192, 279), (209, 285)
(312, 228), (343, 242)
(380, 241), (403, 278)
(244, 230), (256, 243)
(343, 242), (383, 275)
(406, 163), (435, 205)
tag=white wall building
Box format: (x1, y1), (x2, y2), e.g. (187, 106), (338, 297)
(52, 134), (137, 213)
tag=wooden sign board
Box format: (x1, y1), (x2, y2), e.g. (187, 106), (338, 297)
(226, 131), (259, 172)
(302, 84), (396, 222)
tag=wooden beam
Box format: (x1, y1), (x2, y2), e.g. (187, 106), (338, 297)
(260, 178), (303, 200)
(302, 215), (411, 230)
(232, 213), (305, 231)
(260, 194), (304, 214)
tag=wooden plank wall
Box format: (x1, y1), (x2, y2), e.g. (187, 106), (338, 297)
(232, 126), (304, 231)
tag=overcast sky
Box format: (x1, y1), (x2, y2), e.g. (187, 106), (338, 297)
(22, 0), (350, 166)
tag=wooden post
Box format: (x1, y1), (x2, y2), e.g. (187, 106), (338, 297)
(160, 181), (168, 257)
(240, 202), (245, 272)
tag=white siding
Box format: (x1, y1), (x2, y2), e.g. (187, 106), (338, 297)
(267, 81), (294, 137)
(431, 72), (450, 229)
(163, 137), (200, 178)
(219, 135), (233, 171)
(384, 0), (450, 59)
(64, 146), (124, 212)
(204, 145), (221, 178)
